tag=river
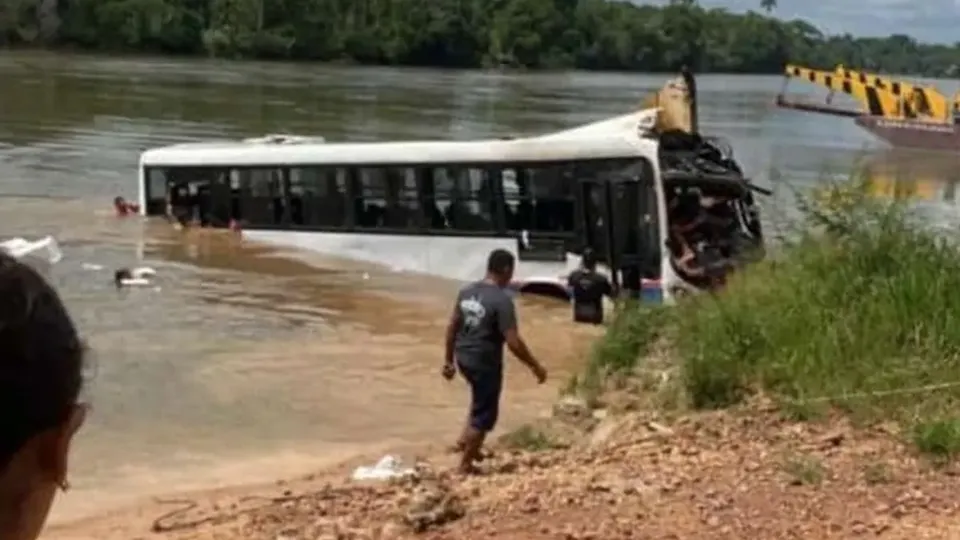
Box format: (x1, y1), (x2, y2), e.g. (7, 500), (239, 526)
(2, 50), (960, 525)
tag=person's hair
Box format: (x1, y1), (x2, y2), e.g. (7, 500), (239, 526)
(581, 248), (597, 270)
(114, 268), (131, 289)
(0, 253), (84, 469)
(486, 249), (515, 276)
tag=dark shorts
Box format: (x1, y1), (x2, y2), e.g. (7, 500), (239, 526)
(456, 359), (503, 433)
(573, 303), (603, 325)
(169, 205), (190, 226)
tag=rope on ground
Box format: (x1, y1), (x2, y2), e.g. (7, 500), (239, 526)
(151, 491), (315, 533)
(150, 485), (352, 533)
(779, 380), (960, 405)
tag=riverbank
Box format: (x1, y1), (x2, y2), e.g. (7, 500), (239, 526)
(45, 396), (960, 539)
(46, 178), (960, 539)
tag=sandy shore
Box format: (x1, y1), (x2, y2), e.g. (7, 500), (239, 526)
(46, 396), (960, 540)
(41, 271), (603, 539)
(44, 440), (443, 540)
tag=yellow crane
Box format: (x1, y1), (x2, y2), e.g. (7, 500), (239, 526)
(777, 63), (960, 151)
(780, 64), (902, 118)
(833, 65), (959, 123)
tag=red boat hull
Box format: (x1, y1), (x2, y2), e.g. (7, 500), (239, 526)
(855, 116), (960, 151)
(776, 96), (960, 151)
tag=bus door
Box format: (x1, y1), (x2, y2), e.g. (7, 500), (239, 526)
(578, 178), (618, 287)
(579, 159), (661, 293)
(609, 160), (661, 284)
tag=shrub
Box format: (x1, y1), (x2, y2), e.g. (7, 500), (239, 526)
(585, 175), (960, 456)
(580, 299), (669, 396)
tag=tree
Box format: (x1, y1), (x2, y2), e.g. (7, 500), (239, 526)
(3, 0), (958, 76)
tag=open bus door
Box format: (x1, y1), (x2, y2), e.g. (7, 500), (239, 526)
(578, 159), (661, 295)
(578, 178), (617, 288)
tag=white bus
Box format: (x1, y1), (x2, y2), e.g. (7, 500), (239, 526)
(137, 80), (766, 303)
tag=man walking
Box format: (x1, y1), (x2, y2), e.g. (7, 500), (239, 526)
(443, 249), (547, 474)
(567, 248), (616, 325)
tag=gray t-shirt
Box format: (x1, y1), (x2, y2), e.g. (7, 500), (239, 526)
(453, 280), (517, 370)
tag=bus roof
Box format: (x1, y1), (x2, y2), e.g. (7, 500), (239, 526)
(139, 114), (660, 168)
(534, 110), (658, 141)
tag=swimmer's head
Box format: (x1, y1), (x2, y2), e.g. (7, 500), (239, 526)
(113, 268), (131, 289)
(0, 252), (87, 540)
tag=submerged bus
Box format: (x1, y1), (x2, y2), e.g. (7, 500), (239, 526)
(137, 83), (765, 303)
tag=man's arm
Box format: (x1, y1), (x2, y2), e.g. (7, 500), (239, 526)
(603, 275), (618, 299)
(497, 295), (541, 373)
(444, 300), (462, 368)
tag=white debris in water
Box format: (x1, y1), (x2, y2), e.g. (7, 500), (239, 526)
(82, 262), (104, 270)
(0, 235), (62, 264)
(130, 266), (156, 278)
(118, 278), (151, 287)
(117, 266), (158, 287)
(350, 455), (416, 481)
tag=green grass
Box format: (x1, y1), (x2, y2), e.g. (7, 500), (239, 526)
(498, 424), (566, 451)
(582, 176), (960, 459)
(781, 453), (826, 486)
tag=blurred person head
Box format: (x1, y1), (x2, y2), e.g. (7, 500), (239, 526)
(0, 252), (87, 540)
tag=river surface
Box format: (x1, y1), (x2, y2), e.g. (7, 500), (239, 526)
(3, 51), (960, 524)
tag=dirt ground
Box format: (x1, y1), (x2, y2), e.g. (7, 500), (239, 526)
(46, 398), (960, 540)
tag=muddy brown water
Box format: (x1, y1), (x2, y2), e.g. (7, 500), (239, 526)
(2, 51), (960, 523)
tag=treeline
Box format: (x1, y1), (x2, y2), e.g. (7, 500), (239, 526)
(2, 0), (959, 76)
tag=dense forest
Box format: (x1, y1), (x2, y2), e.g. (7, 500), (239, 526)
(1, 0), (958, 76)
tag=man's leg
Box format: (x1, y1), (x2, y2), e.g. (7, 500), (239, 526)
(450, 425), (492, 461)
(459, 426), (485, 473)
(459, 366), (502, 474)
(450, 363), (474, 454)
(449, 423), (470, 453)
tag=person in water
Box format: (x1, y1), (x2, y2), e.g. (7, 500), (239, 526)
(443, 249), (547, 474)
(113, 268), (131, 289)
(112, 196), (140, 217)
(166, 181), (191, 228)
(566, 248), (616, 325)
(0, 252), (87, 540)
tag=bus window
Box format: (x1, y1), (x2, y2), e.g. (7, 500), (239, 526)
(502, 163), (575, 234)
(350, 167), (421, 229)
(353, 168), (386, 228)
(234, 168), (281, 226)
(158, 167), (231, 226)
(383, 167), (421, 229)
(426, 167), (495, 232)
(289, 167), (348, 228)
(207, 169), (232, 227)
(145, 169), (167, 215)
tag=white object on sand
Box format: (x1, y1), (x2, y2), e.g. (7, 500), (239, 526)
(350, 455), (416, 481)
(0, 236), (62, 264)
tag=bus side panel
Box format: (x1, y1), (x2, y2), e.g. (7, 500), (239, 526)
(646, 143), (677, 304)
(137, 163), (148, 216)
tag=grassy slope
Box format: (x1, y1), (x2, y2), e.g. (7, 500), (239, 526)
(583, 178), (960, 459)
